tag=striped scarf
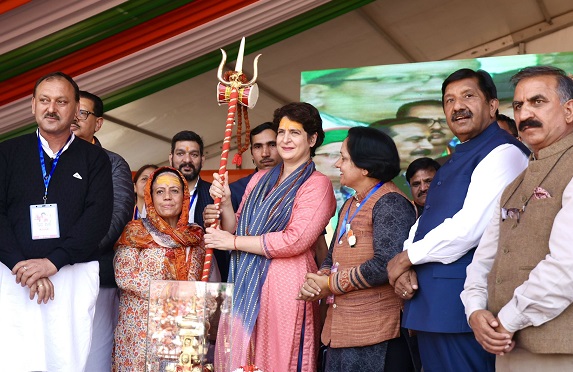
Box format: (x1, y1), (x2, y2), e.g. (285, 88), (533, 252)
(223, 159), (315, 366)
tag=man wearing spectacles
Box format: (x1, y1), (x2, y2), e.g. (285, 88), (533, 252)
(397, 100), (458, 158)
(372, 117), (434, 171)
(71, 91), (134, 372)
(462, 66), (573, 370)
(387, 68), (529, 372)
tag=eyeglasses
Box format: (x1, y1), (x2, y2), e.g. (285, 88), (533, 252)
(342, 73), (452, 85)
(77, 109), (96, 120)
(421, 118), (449, 129)
(501, 207), (525, 223)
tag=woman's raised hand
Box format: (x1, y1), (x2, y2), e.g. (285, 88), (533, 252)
(209, 171), (231, 206)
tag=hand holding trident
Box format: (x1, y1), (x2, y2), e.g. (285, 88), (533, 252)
(201, 38), (261, 281)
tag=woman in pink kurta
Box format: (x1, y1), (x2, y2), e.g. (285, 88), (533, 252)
(205, 102), (336, 372)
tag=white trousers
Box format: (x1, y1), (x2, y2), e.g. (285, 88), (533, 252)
(85, 287), (119, 372)
(0, 261), (99, 372)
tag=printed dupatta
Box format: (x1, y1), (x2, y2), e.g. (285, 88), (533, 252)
(115, 166), (204, 281)
(223, 159), (315, 366)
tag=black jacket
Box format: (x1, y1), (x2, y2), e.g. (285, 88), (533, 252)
(94, 137), (134, 287)
(194, 178), (230, 281)
(0, 133), (113, 270)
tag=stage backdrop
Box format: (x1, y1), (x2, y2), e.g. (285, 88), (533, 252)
(300, 52), (573, 242)
(302, 51), (573, 239)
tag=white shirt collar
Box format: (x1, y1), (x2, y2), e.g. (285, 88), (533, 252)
(37, 129), (75, 158)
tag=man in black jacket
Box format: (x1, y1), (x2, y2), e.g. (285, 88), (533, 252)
(0, 72), (113, 371)
(169, 130), (226, 280)
(71, 91), (134, 371)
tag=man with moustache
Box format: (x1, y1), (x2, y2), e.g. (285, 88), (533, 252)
(168, 130), (226, 280)
(71, 91), (133, 372)
(229, 122), (280, 211)
(387, 69), (529, 371)
(462, 66), (573, 369)
(301, 59), (481, 128)
(169, 130), (210, 226)
(397, 100), (458, 158)
(371, 117), (434, 170)
(0, 72), (113, 371)
(405, 157), (440, 216)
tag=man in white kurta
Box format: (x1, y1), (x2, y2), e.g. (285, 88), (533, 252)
(462, 66), (573, 370)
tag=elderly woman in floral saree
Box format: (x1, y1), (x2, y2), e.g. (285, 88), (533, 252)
(112, 167), (205, 372)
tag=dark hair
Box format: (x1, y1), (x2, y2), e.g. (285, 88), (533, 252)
(33, 72), (79, 102)
(496, 113), (518, 137)
(273, 102), (324, 156)
(133, 164), (158, 183)
(510, 65), (573, 104)
(405, 157), (441, 183)
(79, 91), (103, 117)
(396, 100), (443, 118)
(171, 130), (204, 156)
(346, 127), (401, 182)
(441, 69), (497, 105)
(249, 122), (276, 143)
(370, 117), (429, 137)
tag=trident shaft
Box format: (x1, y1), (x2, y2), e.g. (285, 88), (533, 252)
(201, 38), (261, 281)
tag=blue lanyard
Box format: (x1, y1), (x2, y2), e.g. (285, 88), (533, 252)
(188, 189), (198, 211)
(337, 181), (383, 243)
(37, 133), (72, 203)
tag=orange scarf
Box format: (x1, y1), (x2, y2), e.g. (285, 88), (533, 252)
(116, 167), (204, 280)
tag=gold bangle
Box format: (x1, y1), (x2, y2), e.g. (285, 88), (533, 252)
(233, 236), (238, 251)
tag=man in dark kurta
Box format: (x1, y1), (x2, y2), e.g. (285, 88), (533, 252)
(72, 90), (134, 371)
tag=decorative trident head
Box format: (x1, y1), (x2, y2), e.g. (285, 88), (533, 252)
(217, 37), (261, 88)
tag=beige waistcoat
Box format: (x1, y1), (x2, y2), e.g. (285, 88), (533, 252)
(488, 132), (573, 353)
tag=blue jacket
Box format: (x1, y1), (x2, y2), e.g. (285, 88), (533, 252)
(403, 123), (529, 333)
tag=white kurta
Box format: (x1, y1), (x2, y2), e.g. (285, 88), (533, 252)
(0, 261), (99, 372)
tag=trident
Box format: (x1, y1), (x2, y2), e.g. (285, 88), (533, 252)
(201, 38), (261, 281)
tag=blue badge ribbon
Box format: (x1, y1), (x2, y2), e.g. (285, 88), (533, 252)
(37, 133), (72, 203)
(337, 181), (383, 243)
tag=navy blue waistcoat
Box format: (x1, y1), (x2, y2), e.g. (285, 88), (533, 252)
(403, 123), (529, 333)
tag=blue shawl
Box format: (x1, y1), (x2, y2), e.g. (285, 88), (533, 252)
(227, 159), (315, 363)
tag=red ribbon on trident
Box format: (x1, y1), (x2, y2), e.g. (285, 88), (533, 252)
(201, 38), (261, 281)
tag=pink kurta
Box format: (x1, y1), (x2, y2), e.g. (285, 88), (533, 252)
(236, 170), (336, 372)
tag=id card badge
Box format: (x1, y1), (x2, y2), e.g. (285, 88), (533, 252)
(30, 204), (60, 239)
